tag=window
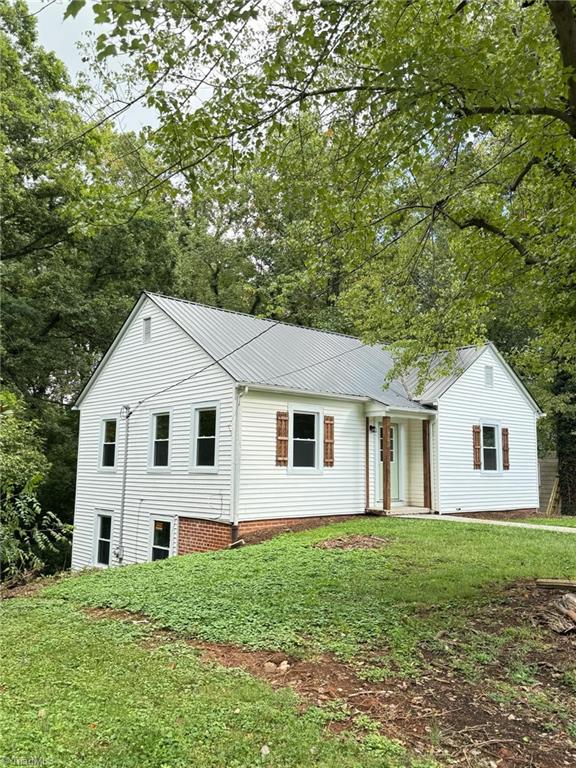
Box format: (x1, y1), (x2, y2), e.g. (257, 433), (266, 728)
(482, 425), (498, 471)
(484, 365), (494, 388)
(101, 419), (117, 467)
(96, 514), (112, 566)
(151, 519), (171, 560)
(292, 412), (317, 467)
(143, 317), (151, 343)
(152, 412), (170, 467)
(193, 406), (217, 468)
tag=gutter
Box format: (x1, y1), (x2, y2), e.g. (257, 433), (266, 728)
(234, 381), (370, 403)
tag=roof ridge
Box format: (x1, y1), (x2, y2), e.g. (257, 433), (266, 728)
(145, 291), (364, 342)
(145, 293), (488, 357)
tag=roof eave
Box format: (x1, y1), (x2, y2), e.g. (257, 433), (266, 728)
(235, 381), (371, 402)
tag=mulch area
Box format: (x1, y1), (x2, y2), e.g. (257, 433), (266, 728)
(83, 582), (576, 768)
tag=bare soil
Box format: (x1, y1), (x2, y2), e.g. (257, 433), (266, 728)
(315, 534), (391, 550)
(240, 515), (361, 545)
(84, 582), (576, 768)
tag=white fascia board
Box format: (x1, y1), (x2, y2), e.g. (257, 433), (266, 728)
(234, 381), (370, 403)
(73, 294), (149, 410)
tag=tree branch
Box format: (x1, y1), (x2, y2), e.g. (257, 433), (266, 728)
(442, 211), (536, 265)
(460, 103), (576, 136)
(510, 156), (541, 192)
(547, 0), (576, 119)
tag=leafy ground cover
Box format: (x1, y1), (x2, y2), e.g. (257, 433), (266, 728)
(48, 517), (575, 663)
(4, 518), (576, 767)
(0, 598), (423, 768)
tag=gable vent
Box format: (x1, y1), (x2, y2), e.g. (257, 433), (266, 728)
(143, 317), (152, 343)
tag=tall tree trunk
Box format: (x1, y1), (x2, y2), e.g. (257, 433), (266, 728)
(553, 371), (576, 515)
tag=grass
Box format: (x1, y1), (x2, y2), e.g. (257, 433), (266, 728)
(4, 517), (576, 767)
(0, 598), (399, 768)
(47, 518), (576, 664)
(508, 516), (576, 528)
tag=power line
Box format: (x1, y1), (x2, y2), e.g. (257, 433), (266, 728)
(126, 211), (431, 415)
(261, 343), (366, 385)
(130, 314), (283, 415)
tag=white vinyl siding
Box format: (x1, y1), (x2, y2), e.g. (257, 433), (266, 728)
(71, 298), (235, 569)
(238, 390), (365, 520)
(436, 346), (539, 513)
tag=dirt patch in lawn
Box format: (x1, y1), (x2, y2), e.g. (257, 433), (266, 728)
(315, 534), (391, 550)
(83, 582), (576, 768)
(0, 572), (65, 600)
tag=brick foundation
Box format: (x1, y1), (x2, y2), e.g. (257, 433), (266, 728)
(177, 514), (361, 553)
(178, 518), (233, 553)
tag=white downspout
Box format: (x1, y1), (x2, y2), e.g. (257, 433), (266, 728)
(116, 404), (132, 564)
(230, 385), (248, 541)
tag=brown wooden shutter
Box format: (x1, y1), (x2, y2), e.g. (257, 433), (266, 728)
(323, 415), (334, 467)
(473, 425), (481, 470)
(502, 427), (510, 470)
(276, 411), (289, 466)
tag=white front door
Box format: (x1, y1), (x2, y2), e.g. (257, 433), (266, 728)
(377, 423), (401, 504)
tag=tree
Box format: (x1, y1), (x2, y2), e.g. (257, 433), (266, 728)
(1, 1), (181, 534)
(68, 0), (576, 513)
(0, 391), (70, 582)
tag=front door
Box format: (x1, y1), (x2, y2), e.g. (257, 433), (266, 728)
(378, 423), (401, 503)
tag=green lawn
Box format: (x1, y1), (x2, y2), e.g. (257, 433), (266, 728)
(47, 517), (576, 664)
(0, 598), (399, 768)
(510, 516), (576, 528)
(4, 517), (575, 767)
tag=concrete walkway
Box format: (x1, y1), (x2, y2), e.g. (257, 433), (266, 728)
(396, 513), (576, 534)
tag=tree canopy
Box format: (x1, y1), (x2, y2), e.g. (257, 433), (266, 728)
(64, 0), (576, 511)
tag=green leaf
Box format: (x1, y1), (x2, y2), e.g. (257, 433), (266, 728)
(63, 0), (86, 20)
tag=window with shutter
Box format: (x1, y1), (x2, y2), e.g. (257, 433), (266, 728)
(276, 411), (289, 466)
(323, 415), (334, 467)
(473, 425), (481, 469)
(502, 427), (510, 470)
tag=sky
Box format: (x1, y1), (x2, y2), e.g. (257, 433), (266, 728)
(31, 0), (157, 132)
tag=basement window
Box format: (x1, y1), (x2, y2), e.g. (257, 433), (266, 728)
(151, 519), (172, 561)
(96, 514), (112, 566)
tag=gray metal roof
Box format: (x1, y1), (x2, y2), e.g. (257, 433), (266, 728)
(402, 346), (488, 404)
(148, 293), (487, 411)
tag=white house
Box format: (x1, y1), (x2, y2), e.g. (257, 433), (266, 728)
(70, 292), (542, 569)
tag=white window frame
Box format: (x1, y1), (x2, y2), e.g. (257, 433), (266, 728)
(149, 514), (175, 562)
(190, 401), (220, 474)
(143, 316), (152, 343)
(480, 422), (501, 474)
(484, 365), (494, 388)
(93, 510), (115, 568)
(98, 416), (118, 471)
(148, 408), (173, 472)
(288, 406), (323, 474)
